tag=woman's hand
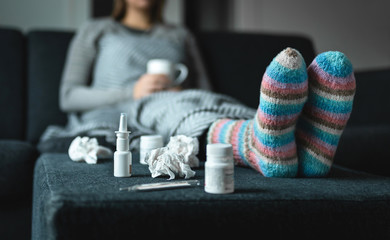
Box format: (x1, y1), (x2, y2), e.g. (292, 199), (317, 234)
(133, 74), (171, 99)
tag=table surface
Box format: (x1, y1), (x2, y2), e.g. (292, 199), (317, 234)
(32, 153), (390, 239)
(36, 153), (390, 203)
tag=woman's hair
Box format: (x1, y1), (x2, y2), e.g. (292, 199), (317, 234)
(112, 0), (165, 23)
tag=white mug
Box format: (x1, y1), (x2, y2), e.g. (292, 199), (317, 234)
(147, 59), (188, 86)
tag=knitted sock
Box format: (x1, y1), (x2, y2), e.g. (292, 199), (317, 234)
(295, 51), (356, 177)
(207, 48), (308, 177)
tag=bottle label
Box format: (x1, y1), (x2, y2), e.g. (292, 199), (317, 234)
(205, 165), (234, 194)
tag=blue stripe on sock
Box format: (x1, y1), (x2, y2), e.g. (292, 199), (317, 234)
(266, 60), (307, 84)
(315, 51), (353, 78)
(298, 149), (330, 177)
(258, 157), (298, 177)
(260, 95), (305, 116)
(297, 118), (340, 146)
(309, 92), (353, 114)
(253, 122), (295, 148)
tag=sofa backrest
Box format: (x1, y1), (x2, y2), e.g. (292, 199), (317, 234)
(348, 68), (390, 126)
(24, 30), (316, 143)
(196, 31), (316, 109)
(26, 31), (73, 143)
(0, 28), (25, 140)
(6, 28), (389, 144)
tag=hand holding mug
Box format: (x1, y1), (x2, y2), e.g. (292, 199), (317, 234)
(147, 59), (188, 86)
(133, 74), (171, 99)
(133, 59), (188, 100)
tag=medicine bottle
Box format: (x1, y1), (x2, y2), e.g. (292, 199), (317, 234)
(205, 143), (234, 194)
(114, 113), (132, 177)
(140, 135), (164, 164)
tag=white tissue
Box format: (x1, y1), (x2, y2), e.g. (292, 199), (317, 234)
(68, 136), (113, 164)
(146, 135), (199, 180)
(166, 135), (199, 167)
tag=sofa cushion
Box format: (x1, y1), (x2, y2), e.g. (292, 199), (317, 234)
(26, 31), (73, 143)
(37, 135), (114, 154)
(348, 68), (390, 126)
(196, 32), (316, 109)
(33, 153), (390, 239)
(0, 28), (25, 140)
(335, 125), (390, 177)
(0, 140), (38, 199)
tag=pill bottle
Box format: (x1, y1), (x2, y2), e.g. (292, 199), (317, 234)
(140, 135), (164, 164)
(205, 143), (234, 194)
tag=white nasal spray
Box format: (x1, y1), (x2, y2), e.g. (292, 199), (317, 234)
(114, 113), (132, 177)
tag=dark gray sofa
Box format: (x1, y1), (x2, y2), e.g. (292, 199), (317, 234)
(1, 26), (390, 239)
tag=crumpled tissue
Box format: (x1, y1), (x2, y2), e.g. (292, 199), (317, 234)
(146, 135), (199, 180)
(68, 136), (113, 164)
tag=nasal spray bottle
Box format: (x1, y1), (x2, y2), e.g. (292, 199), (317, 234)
(114, 113), (132, 177)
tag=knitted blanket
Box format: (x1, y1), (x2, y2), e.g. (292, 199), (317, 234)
(41, 90), (256, 151)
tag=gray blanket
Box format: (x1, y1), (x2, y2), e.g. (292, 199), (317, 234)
(41, 90), (256, 151)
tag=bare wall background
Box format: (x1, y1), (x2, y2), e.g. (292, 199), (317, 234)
(231, 0), (390, 71)
(0, 0), (90, 31)
(0, 0), (183, 31)
(0, 0), (388, 71)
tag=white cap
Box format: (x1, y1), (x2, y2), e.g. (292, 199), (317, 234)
(119, 113), (127, 132)
(207, 143), (233, 157)
(140, 135), (164, 148)
(116, 113), (131, 134)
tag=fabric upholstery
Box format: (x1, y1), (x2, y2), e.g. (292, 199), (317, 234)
(2, 28), (387, 240)
(32, 153), (390, 239)
(0, 198), (32, 240)
(348, 68), (390, 125)
(37, 135), (114, 153)
(196, 32), (316, 109)
(0, 28), (25, 140)
(0, 140), (38, 199)
(335, 125), (390, 176)
(26, 31), (73, 143)
(333, 68), (390, 176)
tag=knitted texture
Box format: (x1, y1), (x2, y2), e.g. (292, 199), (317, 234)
(208, 48), (308, 177)
(296, 51), (356, 177)
(41, 89), (256, 151)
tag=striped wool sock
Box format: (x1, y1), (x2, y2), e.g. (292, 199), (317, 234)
(295, 51), (356, 177)
(207, 48), (308, 177)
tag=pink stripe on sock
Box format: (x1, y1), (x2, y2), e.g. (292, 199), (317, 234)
(296, 130), (336, 157)
(248, 151), (262, 173)
(230, 120), (245, 155)
(230, 120), (245, 140)
(309, 61), (356, 91)
(262, 73), (308, 92)
(251, 136), (297, 159)
(305, 105), (351, 126)
(211, 119), (230, 143)
(258, 109), (300, 126)
(233, 155), (246, 166)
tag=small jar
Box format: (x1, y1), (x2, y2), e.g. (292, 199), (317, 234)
(140, 135), (164, 165)
(205, 143), (234, 194)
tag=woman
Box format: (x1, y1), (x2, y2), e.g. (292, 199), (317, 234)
(59, 0), (211, 112)
(42, 0), (356, 178)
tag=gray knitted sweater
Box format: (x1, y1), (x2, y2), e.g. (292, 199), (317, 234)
(59, 18), (212, 112)
(41, 18), (256, 149)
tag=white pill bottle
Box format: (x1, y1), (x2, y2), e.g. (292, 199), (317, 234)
(140, 135), (164, 165)
(205, 143), (234, 194)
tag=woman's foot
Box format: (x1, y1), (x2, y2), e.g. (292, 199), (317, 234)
(207, 48), (308, 177)
(295, 51), (356, 177)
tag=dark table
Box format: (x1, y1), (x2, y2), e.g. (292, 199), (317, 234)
(32, 153), (390, 239)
